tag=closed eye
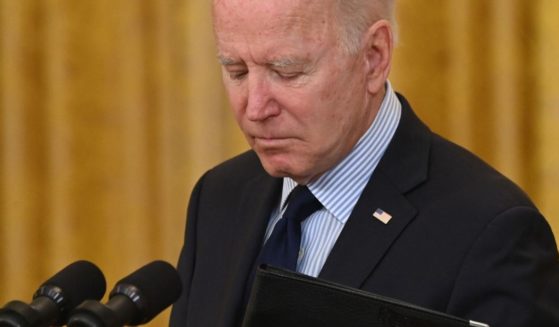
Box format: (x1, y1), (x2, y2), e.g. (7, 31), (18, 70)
(276, 72), (302, 81)
(274, 70), (303, 81)
(228, 70), (248, 80)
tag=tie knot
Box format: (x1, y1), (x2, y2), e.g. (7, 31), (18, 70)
(284, 185), (322, 224)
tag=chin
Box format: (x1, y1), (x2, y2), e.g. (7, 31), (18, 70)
(258, 154), (293, 177)
(260, 161), (292, 178)
(260, 159), (315, 185)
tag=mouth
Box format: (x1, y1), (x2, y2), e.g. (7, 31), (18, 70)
(252, 136), (294, 149)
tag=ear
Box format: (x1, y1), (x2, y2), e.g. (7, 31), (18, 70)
(363, 20), (394, 95)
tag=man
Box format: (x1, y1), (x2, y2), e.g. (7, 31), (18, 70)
(170, 0), (559, 326)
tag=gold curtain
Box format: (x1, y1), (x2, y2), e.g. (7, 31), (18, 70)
(391, 0), (559, 238)
(0, 1), (557, 326)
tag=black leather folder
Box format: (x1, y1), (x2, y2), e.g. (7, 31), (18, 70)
(242, 265), (490, 327)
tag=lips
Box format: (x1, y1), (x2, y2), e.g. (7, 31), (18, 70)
(252, 136), (294, 149)
(250, 132), (289, 139)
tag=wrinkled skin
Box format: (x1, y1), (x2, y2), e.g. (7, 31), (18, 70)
(213, 0), (391, 184)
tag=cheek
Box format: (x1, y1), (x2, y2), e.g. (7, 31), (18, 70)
(317, 64), (357, 109)
(224, 85), (247, 121)
(314, 77), (367, 140)
(316, 80), (350, 121)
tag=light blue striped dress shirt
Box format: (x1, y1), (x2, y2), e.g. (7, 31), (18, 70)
(263, 81), (402, 277)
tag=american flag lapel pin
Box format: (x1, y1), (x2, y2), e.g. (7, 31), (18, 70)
(373, 208), (392, 224)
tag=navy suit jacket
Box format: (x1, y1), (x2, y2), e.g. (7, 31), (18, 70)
(170, 95), (559, 327)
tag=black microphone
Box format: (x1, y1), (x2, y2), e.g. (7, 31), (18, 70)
(0, 260), (106, 327)
(67, 260), (182, 327)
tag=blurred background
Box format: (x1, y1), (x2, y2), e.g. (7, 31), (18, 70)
(1, 0), (558, 325)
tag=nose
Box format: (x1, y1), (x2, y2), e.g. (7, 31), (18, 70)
(245, 73), (280, 121)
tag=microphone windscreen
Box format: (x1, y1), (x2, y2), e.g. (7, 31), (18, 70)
(36, 260), (106, 310)
(112, 260), (182, 323)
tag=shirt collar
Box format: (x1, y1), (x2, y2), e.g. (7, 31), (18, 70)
(280, 81), (402, 223)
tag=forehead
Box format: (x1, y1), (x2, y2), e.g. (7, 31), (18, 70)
(213, 0), (337, 55)
(213, 0), (334, 23)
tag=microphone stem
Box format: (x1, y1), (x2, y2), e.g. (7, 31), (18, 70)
(29, 297), (59, 326)
(105, 295), (138, 327)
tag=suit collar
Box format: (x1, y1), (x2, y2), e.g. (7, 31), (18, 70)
(377, 94), (431, 194)
(319, 94), (431, 288)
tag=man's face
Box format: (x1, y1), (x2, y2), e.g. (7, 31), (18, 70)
(214, 0), (379, 184)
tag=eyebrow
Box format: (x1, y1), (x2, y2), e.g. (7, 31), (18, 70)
(217, 55), (239, 66)
(217, 55), (307, 68)
(268, 58), (305, 68)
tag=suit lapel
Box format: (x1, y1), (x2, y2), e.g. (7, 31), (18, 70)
(219, 169), (282, 325)
(230, 172), (282, 280)
(319, 95), (431, 288)
(319, 170), (417, 287)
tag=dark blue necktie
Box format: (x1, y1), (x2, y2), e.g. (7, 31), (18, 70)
(258, 185), (322, 271)
(241, 185), (322, 314)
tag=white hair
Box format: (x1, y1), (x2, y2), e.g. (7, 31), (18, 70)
(335, 0), (397, 54)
